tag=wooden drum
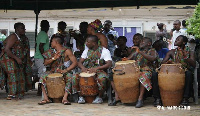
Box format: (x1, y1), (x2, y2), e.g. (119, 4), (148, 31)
(79, 72), (98, 103)
(46, 73), (65, 103)
(113, 60), (140, 103)
(158, 64), (185, 106)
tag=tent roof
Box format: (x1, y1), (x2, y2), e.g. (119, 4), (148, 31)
(0, 0), (198, 11)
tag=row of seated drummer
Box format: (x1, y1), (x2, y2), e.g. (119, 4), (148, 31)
(31, 54), (199, 106)
(107, 58), (199, 107)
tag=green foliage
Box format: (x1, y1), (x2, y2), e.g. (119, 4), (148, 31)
(186, 3), (200, 39)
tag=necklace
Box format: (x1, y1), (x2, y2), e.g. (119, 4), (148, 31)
(14, 33), (21, 41)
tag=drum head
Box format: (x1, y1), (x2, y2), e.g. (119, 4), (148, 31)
(47, 73), (63, 78)
(161, 63), (182, 66)
(116, 60), (135, 65)
(79, 72), (96, 77)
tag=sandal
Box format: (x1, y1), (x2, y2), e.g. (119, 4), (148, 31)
(38, 100), (52, 105)
(63, 100), (71, 105)
(6, 96), (12, 100)
(6, 95), (16, 100)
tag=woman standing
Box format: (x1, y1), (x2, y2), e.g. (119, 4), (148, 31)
(87, 19), (108, 49)
(0, 22), (27, 100)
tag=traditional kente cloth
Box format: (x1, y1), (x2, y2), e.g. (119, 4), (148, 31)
(39, 48), (77, 94)
(136, 48), (159, 91)
(21, 35), (32, 91)
(89, 19), (103, 33)
(173, 46), (190, 69)
(83, 46), (108, 91)
(0, 33), (25, 97)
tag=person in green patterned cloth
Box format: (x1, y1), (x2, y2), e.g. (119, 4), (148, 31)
(38, 35), (77, 105)
(161, 35), (196, 106)
(78, 35), (112, 104)
(0, 22), (27, 100)
(21, 35), (33, 91)
(87, 19), (108, 49)
(123, 37), (159, 108)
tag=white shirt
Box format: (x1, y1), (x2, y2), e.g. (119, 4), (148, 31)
(72, 39), (80, 52)
(81, 47), (112, 61)
(171, 29), (187, 49)
(187, 35), (196, 51)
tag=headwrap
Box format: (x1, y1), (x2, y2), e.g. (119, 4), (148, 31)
(89, 19), (103, 32)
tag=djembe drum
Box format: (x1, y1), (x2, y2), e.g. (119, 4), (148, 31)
(113, 60), (140, 103)
(158, 64), (185, 106)
(79, 72), (98, 103)
(46, 73), (65, 103)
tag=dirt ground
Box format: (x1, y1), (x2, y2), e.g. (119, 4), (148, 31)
(0, 88), (200, 116)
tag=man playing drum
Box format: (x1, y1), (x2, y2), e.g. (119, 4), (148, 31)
(123, 37), (159, 108)
(109, 34), (143, 106)
(78, 35), (112, 104)
(126, 33), (144, 60)
(38, 35), (78, 105)
(156, 35), (195, 106)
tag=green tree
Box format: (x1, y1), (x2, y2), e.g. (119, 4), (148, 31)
(186, 3), (200, 39)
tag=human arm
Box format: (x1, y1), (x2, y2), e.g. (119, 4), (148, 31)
(39, 43), (45, 54)
(127, 47), (132, 57)
(182, 49), (196, 67)
(78, 58), (88, 72)
(139, 49), (158, 62)
(4, 34), (22, 64)
(88, 48), (112, 73)
(62, 49), (78, 73)
(77, 49), (88, 72)
(161, 50), (173, 64)
(107, 34), (117, 45)
(44, 51), (61, 65)
(97, 33), (108, 48)
(38, 32), (49, 54)
(124, 47), (137, 60)
(88, 60), (112, 73)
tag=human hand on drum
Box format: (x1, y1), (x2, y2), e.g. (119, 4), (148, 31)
(56, 68), (67, 74)
(165, 60), (173, 64)
(131, 46), (140, 53)
(87, 67), (98, 73)
(121, 57), (128, 61)
(81, 67), (88, 72)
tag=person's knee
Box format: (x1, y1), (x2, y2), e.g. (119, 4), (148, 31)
(185, 71), (193, 81)
(152, 72), (158, 80)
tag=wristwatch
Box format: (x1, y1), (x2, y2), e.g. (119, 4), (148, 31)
(52, 57), (55, 60)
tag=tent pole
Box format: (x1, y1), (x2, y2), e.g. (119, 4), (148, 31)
(35, 11), (39, 50)
(34, 0), (40, 51)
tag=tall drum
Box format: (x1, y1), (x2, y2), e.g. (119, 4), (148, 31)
(79, 72), (98, 103)
(158, 64), (185, 106)
(113, 60), (140, 103)
(46, 73), (65, 103)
